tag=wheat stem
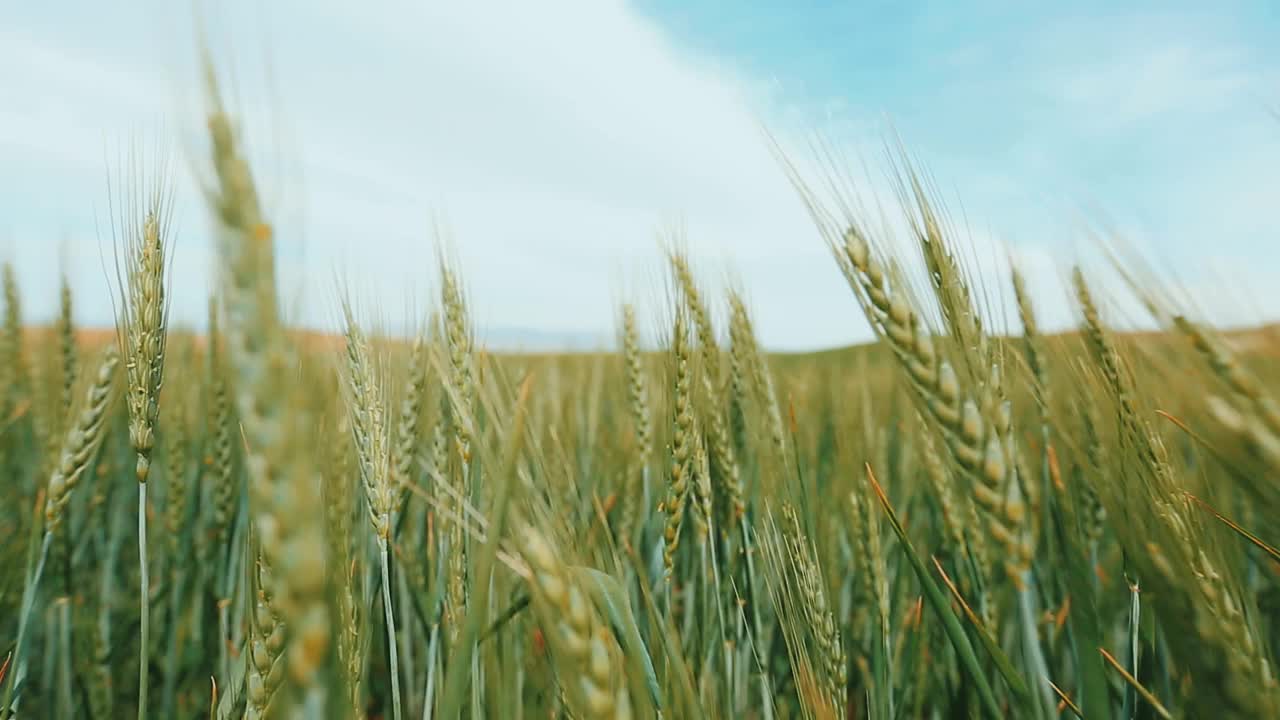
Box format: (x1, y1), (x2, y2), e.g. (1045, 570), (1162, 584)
(381, 539), (404, 720)
(137, 484), (150, 720)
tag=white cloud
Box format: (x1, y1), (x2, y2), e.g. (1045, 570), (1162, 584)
(0, 0), (863, 351)
(1050, 42), (1255, 131)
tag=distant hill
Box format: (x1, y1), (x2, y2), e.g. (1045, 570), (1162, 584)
(21, 321), (1280, 358)
(24, 323), (611, 355)
(478, 326), (611, 353)
(770, 321), (1280, 362)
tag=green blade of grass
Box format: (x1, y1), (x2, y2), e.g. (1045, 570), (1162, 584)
(577, 566), (663, 714)
(437, 375), (532, 718)
(1099, 647), (1172, 720)
(625, 538), (705, 720)
(1048, 457), (1112, 720)
(931, 557), (1031, 700)
(864, 463), (1007, 719)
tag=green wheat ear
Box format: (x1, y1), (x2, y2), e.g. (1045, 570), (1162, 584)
(339, 303), (403, 720)
(110, 152), (173, 720)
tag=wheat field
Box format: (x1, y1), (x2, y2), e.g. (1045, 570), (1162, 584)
(1, 58), (1279, 720)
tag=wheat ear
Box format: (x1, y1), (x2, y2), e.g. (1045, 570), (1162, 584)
(204, 63), (331, 714)
(340, 307), (402, 720)
(3, 346), (119, 717)
(113, 159), (172, 720)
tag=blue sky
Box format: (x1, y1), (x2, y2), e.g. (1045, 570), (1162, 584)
(1, 1), (1277, 349)
(638, 1), (1280, 274)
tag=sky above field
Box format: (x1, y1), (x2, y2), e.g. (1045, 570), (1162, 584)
(1, 1), (1277, 350)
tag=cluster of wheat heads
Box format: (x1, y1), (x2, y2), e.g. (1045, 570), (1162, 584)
(1, 62), (1280, 720)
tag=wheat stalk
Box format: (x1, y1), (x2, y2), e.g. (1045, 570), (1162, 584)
(204, 62), (331, 715)
(664, 310), (694, 586)
(340, 306), (402, 720)
(619, 304), (652, 547)
(111, 154), (172, 720)
(439, 263), (475, 644)
(2, 346), (118, 719)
